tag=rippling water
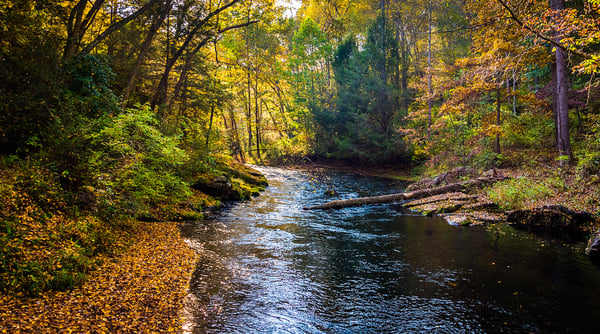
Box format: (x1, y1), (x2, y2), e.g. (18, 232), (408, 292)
(180, 166), (600, 333)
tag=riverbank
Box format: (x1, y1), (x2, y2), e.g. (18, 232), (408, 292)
(0, 159), (267, 332)
(290, 159), (599, 251)
(0, 220), (196, 332)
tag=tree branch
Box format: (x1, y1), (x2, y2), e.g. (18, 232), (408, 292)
(79, 0), (162, 56)
(495, 0), (592, 59)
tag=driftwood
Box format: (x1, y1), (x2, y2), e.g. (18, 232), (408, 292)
(303, 177), (505, 210)
(403, 192), (479, 208)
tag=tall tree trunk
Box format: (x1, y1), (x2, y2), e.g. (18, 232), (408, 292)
(496, 88), (501, 154)
(206, 105), (215, 147)
(551, 61), (559, 141)
(79, 0), (163, 56)
(254, 73), (261, 159)
(122, 0), (172, 109)
(552, 0), (573, 165)
(150, 0), (245, 109)
(512, 76), (517, 115)
(63, 0), (105, 61)
(427, 0), (433, 129)
(397, 18), (409, 110)
(228, 107), (245, 163)
(246, 70), (254, 157)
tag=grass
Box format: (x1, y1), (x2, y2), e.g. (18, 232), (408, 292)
(486, 177), (554, 210)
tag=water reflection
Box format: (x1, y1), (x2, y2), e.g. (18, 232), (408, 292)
(181, 166), (600, 333)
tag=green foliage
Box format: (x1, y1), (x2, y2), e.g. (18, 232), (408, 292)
(320, 15), (406, 163)
(88, 104), (191, 218)
(61, 55), (119, 119)
(473, 149), (506, 170)
(486, 178), (553, 210)
(576, 113), (600, 176)
(501, 112), (555, 149)
(0, 0), (62, 154)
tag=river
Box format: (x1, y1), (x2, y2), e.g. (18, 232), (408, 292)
(180, 166), (600, 333)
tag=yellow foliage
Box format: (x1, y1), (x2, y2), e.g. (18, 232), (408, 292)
(0, 221), (197, 332)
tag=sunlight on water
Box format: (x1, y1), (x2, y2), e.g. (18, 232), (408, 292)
(181, 166), (600, 333)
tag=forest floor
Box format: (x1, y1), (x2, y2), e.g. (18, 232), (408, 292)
(0, 221), (197, 333)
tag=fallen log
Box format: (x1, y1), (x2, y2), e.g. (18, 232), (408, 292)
(403, 192), (479, 208)
(303, 177), (505, 210)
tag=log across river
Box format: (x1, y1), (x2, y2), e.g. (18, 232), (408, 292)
(303, 177), (503, 210)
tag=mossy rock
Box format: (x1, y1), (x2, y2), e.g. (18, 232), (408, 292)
(221, 164), (268, 187)
(190, 162), (267, 202)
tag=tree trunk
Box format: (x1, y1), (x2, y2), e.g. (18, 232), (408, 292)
(427, 0), (433, 129)
(206, 105), (215, 147)
(304, 177), (504, 210)
(552, 0), (573, 165)
(496, 88), (501, 154)
(246, 70), (254, 157)
(63, 0), (105, 61)
(151, 0), (245, 109)
(253, 72), (261, 158)
(122, 0), (172, 109)
(228, 107), (245, 163)
(79, 0), (163, 57)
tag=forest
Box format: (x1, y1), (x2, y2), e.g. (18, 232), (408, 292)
(1, 0), (600, 330)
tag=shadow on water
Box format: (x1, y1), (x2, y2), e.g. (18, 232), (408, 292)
(180, 166), (600, 333)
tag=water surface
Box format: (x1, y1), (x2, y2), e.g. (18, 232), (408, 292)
(181, 166), (600, 333)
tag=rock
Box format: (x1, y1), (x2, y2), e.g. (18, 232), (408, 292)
(439, 211), (505, 226)
(507, 205), (593, 230)
(222, 165), (268, 187)
(586, 230), (600, 258)
(439, 213), (471, 226)
(192, 176), (241, 201)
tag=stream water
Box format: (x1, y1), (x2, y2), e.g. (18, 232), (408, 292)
(180, 166), (600, 333)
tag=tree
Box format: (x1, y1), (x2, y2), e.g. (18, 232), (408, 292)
(493, 0), (600, 164)
(63, 0), (164, 61)
(289, 17), (332, 151)
(551, 0), (573, 164)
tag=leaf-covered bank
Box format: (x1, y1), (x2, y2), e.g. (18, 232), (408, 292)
(0, 154), (265, 332)
(0, 221), (196, 333)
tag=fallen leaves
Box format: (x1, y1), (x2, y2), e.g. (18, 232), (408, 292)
(0, 221), (197, 333)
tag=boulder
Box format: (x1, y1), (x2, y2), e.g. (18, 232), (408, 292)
(192, 176), (241, 201)
(586, 229), (600, 258)
(507, 205), (593, 230)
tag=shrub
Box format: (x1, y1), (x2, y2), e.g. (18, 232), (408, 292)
(88, 104), (191, 218)
(486, 177), (553, 210)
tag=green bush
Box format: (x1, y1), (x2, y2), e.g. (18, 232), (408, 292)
(88, 104), (191, 218)
(486, 177), (553, 210)
(501, 112), (555, 149)
(576, 113), (600, 176)
(473, 148), (506, 170)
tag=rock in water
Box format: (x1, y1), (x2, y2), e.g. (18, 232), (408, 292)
(192, 176), (241, 201)
(586, 230), (600, 258)
(506, 205), (593, 229)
